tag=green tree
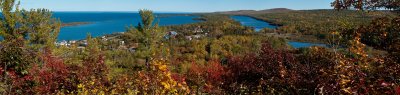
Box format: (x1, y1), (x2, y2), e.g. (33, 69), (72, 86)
(0, 0), (60, 51)
(0, 0), (61, 72)
(332, 0), (400, 10)
(23, 9), (61, 51)
(0, 0), (60, 94)
(123, 9), (166, 66)
(0, 0), (25, 44)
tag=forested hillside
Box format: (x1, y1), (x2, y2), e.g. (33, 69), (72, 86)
(252, 10), (396, 43)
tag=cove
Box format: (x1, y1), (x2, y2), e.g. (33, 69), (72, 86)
(230, 15), (278, 31)
(54, 12), (201, 41)
(288, 41), (328, 48)
(230, 15), (329, 48)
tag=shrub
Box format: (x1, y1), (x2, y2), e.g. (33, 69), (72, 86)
(223, 42), (298, 94)
(29, 50), (70, 94)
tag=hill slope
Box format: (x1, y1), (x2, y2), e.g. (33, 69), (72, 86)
(215, 8), (293, 15)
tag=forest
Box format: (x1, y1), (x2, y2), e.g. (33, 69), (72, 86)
(0, 0), (400, 94)
(253, 9), (396, 43)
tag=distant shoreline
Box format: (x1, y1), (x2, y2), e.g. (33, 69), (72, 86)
(233, 15), (283, 27)
(61, 22), (93, 27)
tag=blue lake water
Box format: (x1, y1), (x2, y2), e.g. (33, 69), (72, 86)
(288, 41), (328, 48)
(54, 12), (201, 41)
(230, 15), (328, 48)
(230, 16), (278, 31)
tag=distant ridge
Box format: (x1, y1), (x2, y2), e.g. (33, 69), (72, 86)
(215, 8), (293, 15)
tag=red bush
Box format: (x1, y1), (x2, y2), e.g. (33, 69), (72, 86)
(223, 42), (298, 93)
(186, 59), (225, 94)
(0, 67), (3, 75)
(205, 60), (224, 85)
(29, 51), (70, 94)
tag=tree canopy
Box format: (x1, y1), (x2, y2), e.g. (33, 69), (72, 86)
(332, 0), (400, 11)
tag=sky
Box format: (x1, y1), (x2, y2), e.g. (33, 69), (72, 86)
(20, 0), (334, 12)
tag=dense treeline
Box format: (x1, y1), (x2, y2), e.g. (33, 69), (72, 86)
(165, 14), (255, 37)
(0, 0), (400, 94)
(332, 0), (400, 10)
(253, 10), (395, 43)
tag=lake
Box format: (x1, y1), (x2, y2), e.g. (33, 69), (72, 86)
(230, 15), (328, 48)
(288, 41), (328, 48)
(230, 15), (278, 31)
(54, 12), (201, 41)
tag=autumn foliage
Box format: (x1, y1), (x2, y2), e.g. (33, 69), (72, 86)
(1, 0), (400, 94)
(29, 51), (70, 94)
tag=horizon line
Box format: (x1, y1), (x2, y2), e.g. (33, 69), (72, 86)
(50, 8), (336, 13)
(51, 11), (203, 13)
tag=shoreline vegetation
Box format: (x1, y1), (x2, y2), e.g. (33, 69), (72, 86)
(215, 8), (396, 42)
(61, 10), (363, 45)
(232, 9), (394, 44)
(57, 9), (391, 50)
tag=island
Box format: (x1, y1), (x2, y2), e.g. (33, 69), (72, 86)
(61, 22), (93, 27)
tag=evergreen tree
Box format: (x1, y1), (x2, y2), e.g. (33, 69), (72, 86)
(23, 9), (61, 51)
(0, 0), (60, 50)
(0, 0), (61, 73)
(0, 0), (60, 94)
(124, 9), (165, 67)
